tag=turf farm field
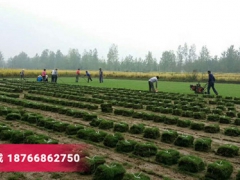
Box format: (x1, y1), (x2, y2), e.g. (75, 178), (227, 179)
(0, 79), (240, 180)
(22, 77), (240, 98)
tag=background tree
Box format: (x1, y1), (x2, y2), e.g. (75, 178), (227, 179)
(159, 51), (176, 72)
(55, 50), (65, 69)
(107, 44), (119, 71)
(0, 52), (5, 68)
(176, 45), (183, 72)
(219, 45), (240, 72)
(67, 49), (81, 69)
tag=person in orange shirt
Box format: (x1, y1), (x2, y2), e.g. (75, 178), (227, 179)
(76, 68), (80, 82)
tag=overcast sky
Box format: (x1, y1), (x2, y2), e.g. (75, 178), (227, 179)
(0, 0), (240, 60)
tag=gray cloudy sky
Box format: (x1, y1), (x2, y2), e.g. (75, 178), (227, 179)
(0, 0), (240, 60)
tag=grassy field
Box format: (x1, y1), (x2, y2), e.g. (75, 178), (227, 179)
(18, 76), (240, 97)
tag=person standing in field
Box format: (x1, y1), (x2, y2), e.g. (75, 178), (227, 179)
(85, 71), (92, 83)
(148, 76), (159, 92)
(207, 70), (218, 95)
(76, 68), (80, 82)
(51, 69), (55, 82)
(53, 68), (58, 83)
(20, 69), (25, 80)
(99, 68), (103, 83)
(41, 69), (46, 81)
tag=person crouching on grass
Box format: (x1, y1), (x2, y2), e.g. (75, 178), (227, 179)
(86, 71), (92, 83)
(148, 76), (159, 92)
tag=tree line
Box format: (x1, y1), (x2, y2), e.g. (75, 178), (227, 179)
(0, 43), (240, 73)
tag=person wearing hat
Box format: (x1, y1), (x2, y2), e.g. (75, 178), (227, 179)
(148, 76), (159, 92)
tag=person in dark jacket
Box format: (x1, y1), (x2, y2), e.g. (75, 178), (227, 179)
(99, 68), (103, 83)
(207, 70), (218, 95)
(86, 71), (92, 83)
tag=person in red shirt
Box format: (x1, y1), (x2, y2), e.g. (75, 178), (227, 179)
(76, 68), (80, 82)
(41, 69), (46, 81)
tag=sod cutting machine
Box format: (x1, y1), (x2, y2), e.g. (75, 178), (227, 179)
(190, 82), (207, 94)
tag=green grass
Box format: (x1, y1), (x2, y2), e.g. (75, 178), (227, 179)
(19, 77), (240, 97)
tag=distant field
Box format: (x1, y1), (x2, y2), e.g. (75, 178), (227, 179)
(19, 77), (240, 97)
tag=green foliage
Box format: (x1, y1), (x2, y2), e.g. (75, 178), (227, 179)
(98, 120), (114, 130)
(204, 124), (220, 133)
(235, 118), (240, 125)
(116, 140), (137, 153)
(211, 108), (222, 115)
(77, 128), (95, 140)
(133, 143), (158, 157)
(181, 110), (193, 117)
(25, 134), (52, 144)
(153, 114), (166, 123)
(225, 110), (236, 117)
(224, 127), (240, 136)
(217, 144), (239, 157)
(194, 138), (212, 152)
(219, 116), (231, 124)
(52, 122), (69, 132)
(132, 111), (143, 118)
(100, 103), (113, 113)
(177, 119), (191, 127)
(193, 112), (206, 119)
(205, 160), (233, 180)
(103, 133), (124, 148)
(7, 172), (26, 180)
(114, 109), (124, 115)
(236, 170), (240, 180)
(81, 156), (106, 175)
(114, 122), (129, 132)
(178, 155), (205, 173)
(174, 134), (194, 147)
(89, 131), (108, 143)
(0, 107), (10, 115)
(123, 172), (150, 180)
(89, 118), (102, 127)
(10, 130), (34, 144)
(161, 130), (178, 143)
(172, 108), (182, 116)
(207, 114), (219, 121)
(83, 113), (98, 121)
(129, 124), (145, 134)
(164, 116), (178, 125)
(5, 113), (21, 120)
(142, 112), (155, 120)
(190, 122), (205, 130)
(65, 124), (84, 135)
(0, 129), (14, 140)
(143, 127), (160, 139)
(93, 163), (126, 180)
(156, 149), (180, 165)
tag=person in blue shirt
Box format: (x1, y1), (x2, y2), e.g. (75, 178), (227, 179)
(37, 75), (43, 82)
(86, 71), (92, 83)
(207, 70), (218, 95)
(148, 76), (159, 92)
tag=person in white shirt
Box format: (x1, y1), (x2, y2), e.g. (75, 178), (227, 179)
(148, 76), (159, 92)
(51, 69), (55, 82)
